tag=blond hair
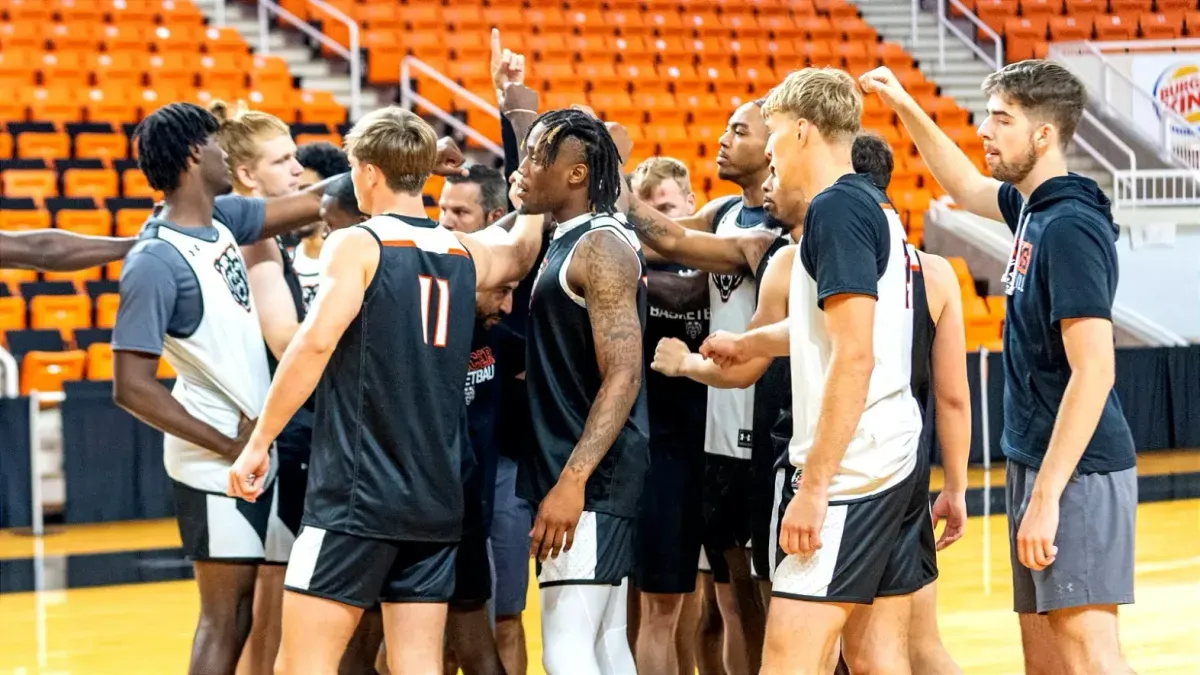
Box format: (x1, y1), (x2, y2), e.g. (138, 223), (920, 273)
(630, 157), (692, 200)
(761, 68), (862, 142)
(343, 106), (436, 194)
(208, 100), (291, 182)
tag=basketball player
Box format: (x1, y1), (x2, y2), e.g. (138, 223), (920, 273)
(673, 132), (971, 674)
(110, 101), (343, 675)
(0, 230), (134, 271)
(624, 102), (775, 675)
(513, 108), (648, 675)
(225, 107), (544, 675)
(694, 68), (925, 674)
(294, 141), (354, 303)
(862, 62), (1136, 675)
(625, 157), (711, 675)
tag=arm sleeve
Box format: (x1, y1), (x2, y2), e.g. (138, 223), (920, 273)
(501, 115), (519, 211)
(996, 183), (1025, 233)
(798, 193), (887, 309)
(111, 247), (178, 356)
(1043, 218), (1115, 323)
(213, 194), (266, 244)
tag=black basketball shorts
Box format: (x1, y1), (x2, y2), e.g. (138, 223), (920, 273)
(633, 443), (705, 594)
(172, 478), (292, 564)
(451, 526), (493, 607)
(877, 447), (938, 596)
(769, 465), (926, 603)
(535, 511), (633, 588)
(701, 454), (753, 583)
(283, 525), (458, 609)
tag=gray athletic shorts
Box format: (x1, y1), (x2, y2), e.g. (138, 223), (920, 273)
(1006, 462), (1137, 614)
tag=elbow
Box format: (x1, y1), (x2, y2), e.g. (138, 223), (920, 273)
(1075, 362), (1115, 392)
(112, 377), (139, 413)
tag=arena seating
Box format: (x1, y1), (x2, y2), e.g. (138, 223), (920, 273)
(2, 0), (1010, 395)
(967, 0), (1200, 62)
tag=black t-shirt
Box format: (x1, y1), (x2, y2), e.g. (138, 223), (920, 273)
(644, 262), (708, 453)
(995, 176), (1135, 473)
(463, 321), (502, 531)
(798, 174), (890, 306)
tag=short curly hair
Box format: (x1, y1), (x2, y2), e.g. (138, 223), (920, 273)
(296, 141), (351, 180)
(134, 102), (220, 193)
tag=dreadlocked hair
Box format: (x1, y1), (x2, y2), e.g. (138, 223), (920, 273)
(134, 102), (220, 193)
(526, 109), (622, 213)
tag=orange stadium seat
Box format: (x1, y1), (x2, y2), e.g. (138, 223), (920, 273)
(85, 89), (142, 125)
(86, 342), (114, 380)
(31, 294), (92, 335)
(29, 88), (84, 124)
(122, 168), (158, 200)
(115, 209), (152, 238)
(2, 170), (57, 202)
(104, 258), (121, 282)
(0, 296), (27, 333)
(1021, 0), (1063, 18)
(0, 134), (10, 160)
(43, 266), (102, 286)
(76, 132), (129, 162)
(0, 267), (38, 291)
(64, 169), (120, 200)
(57, 210), (112, 236)
(20, 350), (86, 395)
(0, 209), (51, 231)
(1094, 14), (1137, 39)
(16, 133), (71, 161)
(157, 357), (176, 379)
(95, 293), (119, 329)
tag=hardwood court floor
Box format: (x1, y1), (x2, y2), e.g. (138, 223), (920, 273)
(1, 499), (1197, 675)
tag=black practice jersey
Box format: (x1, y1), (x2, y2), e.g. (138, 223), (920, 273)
(464, 322), (502, 530)
(521, 212), (651, 518)
(269, 236), (315, 464)
(305, 215), (476, 542)
(751, 237), (795, 476)
(909, 247), (936, 448)
(645, 262), (708, 453)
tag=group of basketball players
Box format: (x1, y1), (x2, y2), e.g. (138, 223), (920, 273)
(0, 29), (1138, 675)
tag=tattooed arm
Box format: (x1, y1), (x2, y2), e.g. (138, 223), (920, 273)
(626, 192), (754, 274)
(528, 230), (644, 560)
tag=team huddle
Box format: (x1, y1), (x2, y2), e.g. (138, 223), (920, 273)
(0, 44), (1139, 675)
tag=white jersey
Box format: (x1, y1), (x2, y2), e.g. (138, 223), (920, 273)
(787, 184), (922, 501)
(292, 245), (321, 312)
(155, 222), (273, 492)
(705, 198), (783, 460)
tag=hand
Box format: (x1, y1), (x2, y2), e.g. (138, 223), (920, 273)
(508, 170), (524, 211)
(1016, 492), (1059, 571)
(779, 479), (828, 556)
(227, 434), (272, 502)
(490, 28), (525, 106)
(222, 413), (256, 460)
(433, 137), (469, 177)
(604, 121), (633, 166)
(529, 476), (585, 562)
(699, 330), (745, 368)
(930, 489), (967, 551)
(651, 337), (692, 377)
(858, 67), (912, 109)
(500, 83), (539, 115)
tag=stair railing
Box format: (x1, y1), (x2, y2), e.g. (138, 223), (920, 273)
(400, 56), (504, 159)
(255, 0), (362, 121)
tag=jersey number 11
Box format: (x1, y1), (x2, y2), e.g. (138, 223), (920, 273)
(417, 275), (450, 347)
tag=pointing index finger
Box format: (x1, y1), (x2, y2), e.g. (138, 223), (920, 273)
(490, 28), (501, 64)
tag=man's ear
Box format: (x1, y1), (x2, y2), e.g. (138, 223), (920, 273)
(235, 165), (258, 191)
(567, 162), (589, 189)
(485, 207), (506, 225)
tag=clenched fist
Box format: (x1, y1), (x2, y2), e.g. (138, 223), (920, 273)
(858, 67), (912, 109)
(651, 337), (691, 377)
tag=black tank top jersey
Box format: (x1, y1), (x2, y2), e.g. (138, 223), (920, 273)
(751, 237), (794, 476)
(644, 262), (708, 453)
(305, 215), (477, 542)
(463, 322), (502, 530)
(269, 236), (315, 465)
(521, 212), (651, 518)
(909, 251), (937, 455)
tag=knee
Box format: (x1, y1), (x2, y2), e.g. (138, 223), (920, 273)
(542, 632), (594, 674)
(495, 615), (524, 645)
(640, 596), (682, 630)
(844, 643), (908, 675)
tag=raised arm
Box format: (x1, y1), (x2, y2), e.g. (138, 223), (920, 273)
(1, 230), (135, 272)
(528, 230), (644, 561)
(923, 253), (971, 550)
(626, 193), (758, 273)
(860, 67), (1004, 222)
(241, 239), (300, 360)
(228, 227), (376, 501)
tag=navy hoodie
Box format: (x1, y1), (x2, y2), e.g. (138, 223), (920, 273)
(996, 174), (1135, 474)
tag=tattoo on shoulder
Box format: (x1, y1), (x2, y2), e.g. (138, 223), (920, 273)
(581, 233), (642, 341)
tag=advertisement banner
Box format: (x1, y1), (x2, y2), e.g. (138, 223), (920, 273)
(1130, 54), (1200, 135)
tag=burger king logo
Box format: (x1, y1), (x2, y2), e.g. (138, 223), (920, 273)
(1152, 63), (1200, 130)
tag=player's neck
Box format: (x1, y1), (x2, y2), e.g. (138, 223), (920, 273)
(800, 147), (854, 203)
(159, 183), (215, 228)
(300, 235), (323, 259)
(738, 171), (769, 207)
(1014, 154), (1069, 201)
(369, 190), (426, 219)
(788, 224), (803, 241)
(553, 198), (592, 226)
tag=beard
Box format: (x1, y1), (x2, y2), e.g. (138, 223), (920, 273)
(989, 141), (1039, 184)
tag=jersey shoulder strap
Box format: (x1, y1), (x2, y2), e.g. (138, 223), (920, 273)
(710, 196), (742, 232)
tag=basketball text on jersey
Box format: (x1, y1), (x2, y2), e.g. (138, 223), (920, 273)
(465, 345), (496, 406)
(648, 306), (711, 341)
(214, 244), (252, 312)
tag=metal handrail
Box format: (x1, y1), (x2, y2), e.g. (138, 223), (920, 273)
(937, 0), (1003, 69)
(256, 0), (362, 121)
(27, 390), (66, 537)
(214, 0), (226, 27)
(1112, 169), (1200, 208)
(0, 346), (16, 398)
(1048, 41), (1200, 172)
(400, 56), (504, 158)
